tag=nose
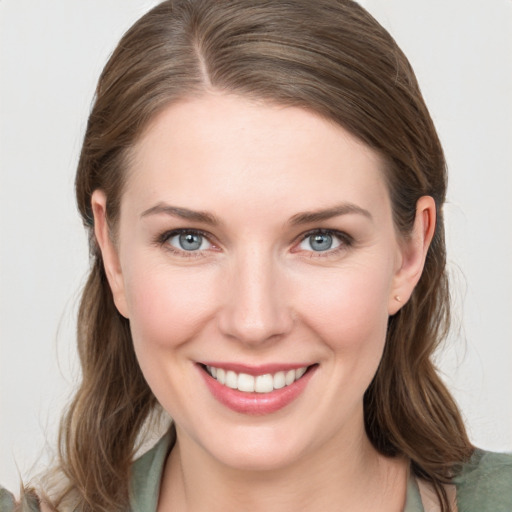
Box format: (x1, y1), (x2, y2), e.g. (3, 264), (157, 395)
(217, 248), (294, 346)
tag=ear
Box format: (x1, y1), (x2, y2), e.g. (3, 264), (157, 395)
(388, 196), (436, 315)
(91, 190), (129, 318)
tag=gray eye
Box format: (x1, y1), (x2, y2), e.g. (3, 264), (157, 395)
(309, 233), (333, 251)
(168, 232), (211, 252)
(179, 233), (203, 251)
(298, 232), (342, 252)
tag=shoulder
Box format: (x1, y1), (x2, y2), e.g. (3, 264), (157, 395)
(0, 486), (17, 512)
(1, 486), (57, 512)
(0, 485), (49, 512)
(454, 449), (512, 512)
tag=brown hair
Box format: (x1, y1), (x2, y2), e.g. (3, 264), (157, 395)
(53, 0), (473, 510)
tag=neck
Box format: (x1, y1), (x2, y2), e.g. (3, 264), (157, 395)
(158, 420), (408, 512)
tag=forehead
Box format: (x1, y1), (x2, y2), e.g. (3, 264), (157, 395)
(125, 93), (391, 221)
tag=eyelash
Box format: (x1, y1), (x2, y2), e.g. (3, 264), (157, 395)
(295, 228), (354, 257)
(155, 229), (214, 259)
(154, 228), (353, 259)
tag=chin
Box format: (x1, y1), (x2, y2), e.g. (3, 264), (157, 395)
(213, 445), (304, 473)
(191, 421), (320, 473)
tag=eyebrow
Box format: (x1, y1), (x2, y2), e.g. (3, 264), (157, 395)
(140, 202), (372, 226)
(140, 203), (220, 225)
(288, 203), (373, 225)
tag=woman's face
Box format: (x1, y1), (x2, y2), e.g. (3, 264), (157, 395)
(94, 94), (431, 471)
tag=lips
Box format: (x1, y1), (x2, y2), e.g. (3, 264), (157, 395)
(205, 365), (308, 393)
(198, 362), (317, 415)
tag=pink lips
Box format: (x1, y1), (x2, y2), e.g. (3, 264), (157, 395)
(198, 363), (317, 415)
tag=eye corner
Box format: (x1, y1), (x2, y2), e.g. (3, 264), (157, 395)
(292, 228), (354, 257)
(155, 228), (221, 258)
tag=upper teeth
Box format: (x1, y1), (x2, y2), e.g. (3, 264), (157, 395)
(206, 365), (308, 394)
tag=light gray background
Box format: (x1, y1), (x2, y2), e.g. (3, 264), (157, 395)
(1, 0), (511, 491)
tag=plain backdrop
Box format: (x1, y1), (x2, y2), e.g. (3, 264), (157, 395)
(1, 0), (511, 492)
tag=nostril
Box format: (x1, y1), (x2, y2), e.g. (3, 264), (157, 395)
(217, 302), (294, 346)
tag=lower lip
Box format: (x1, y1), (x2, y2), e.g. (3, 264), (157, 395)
(198, 365), (317, 415)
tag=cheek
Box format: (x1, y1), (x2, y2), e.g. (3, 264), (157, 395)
(121, 258), (221, 420)
(122, 257), (217, 353)
(295, 261), (393, 356)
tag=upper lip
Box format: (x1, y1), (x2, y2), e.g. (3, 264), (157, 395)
(198, 362), (315, 376)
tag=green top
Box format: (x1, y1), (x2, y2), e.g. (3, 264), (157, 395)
(130, 430), (512, 512)
(2, 431), (512, 511)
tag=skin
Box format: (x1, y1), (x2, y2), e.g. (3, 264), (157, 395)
(93, 93), (435, 511)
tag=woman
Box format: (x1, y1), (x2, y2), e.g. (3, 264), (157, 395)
(2, 0), (511, 511)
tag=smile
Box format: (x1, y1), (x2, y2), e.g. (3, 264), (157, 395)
(205, 365), (308, 394)
(199, 363), (317, 414)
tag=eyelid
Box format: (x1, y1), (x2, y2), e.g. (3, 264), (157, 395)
(156, 228), (219, 257)
(292, 228), (353, 255)
(154, 227), (352, 258)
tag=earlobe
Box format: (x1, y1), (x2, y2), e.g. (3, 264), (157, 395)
(388, 196), (436, 315)
(91, 190), (129, 318)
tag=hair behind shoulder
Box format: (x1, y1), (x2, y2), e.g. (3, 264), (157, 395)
(49, 1), (473, 510)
